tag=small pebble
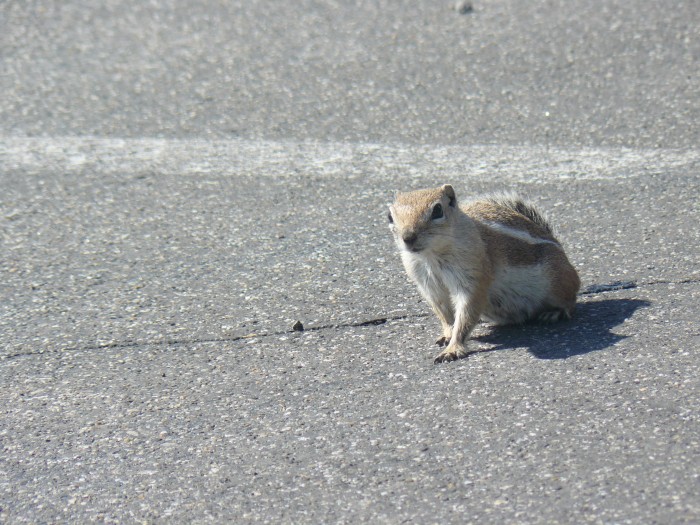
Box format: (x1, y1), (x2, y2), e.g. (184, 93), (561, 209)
(292, 320), (304, 332)
(455, 1), (473, 15)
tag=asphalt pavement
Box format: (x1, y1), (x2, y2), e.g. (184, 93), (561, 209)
(1, 1), (699, 523)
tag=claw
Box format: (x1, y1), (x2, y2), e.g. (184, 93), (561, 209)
(435, 336), (449, 347)
(434, 350), (456, 363)
(434, 345), (470, 364)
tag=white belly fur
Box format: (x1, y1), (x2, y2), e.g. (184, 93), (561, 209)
(484, 264), (551, 324)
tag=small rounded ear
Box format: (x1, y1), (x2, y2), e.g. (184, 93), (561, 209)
(442, 184), (457, 207)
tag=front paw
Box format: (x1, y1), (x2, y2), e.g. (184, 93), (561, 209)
(435, 336), (449, 347)
(434, 344), (470, 364)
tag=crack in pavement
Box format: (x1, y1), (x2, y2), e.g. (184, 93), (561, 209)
(0, 314), (421, 361)
(581, 277), (700, 295)
(2, 277), (698, 361)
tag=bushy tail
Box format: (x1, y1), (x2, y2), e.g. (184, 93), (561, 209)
(486, 195), (554, 234)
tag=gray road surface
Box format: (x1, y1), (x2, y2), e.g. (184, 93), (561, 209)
(1, 1), (699, 523)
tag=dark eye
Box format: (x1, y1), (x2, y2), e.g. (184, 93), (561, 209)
(431, 203), (444, 220)
(387, 211), (394, 224)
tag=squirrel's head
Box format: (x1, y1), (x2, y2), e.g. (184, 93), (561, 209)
(388, 184), (457, 254)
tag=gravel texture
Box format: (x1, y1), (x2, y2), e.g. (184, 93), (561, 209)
(2, 0), (699, 148)
(1, 0), (699, 523)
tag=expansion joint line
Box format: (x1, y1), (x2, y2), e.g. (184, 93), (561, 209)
(2, 277), (697, 360)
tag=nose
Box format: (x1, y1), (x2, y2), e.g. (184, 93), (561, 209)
(402, 233), (418, 246)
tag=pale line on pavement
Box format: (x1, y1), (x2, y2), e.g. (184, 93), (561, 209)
(1, 136), (698, 183)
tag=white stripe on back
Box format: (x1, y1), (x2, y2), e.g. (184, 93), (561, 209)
(482, 221), (560, 246)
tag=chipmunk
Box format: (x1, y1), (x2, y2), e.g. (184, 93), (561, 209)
(388, 184), (580, 363)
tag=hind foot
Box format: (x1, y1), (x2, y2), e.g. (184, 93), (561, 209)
(536, 308), (572, 323)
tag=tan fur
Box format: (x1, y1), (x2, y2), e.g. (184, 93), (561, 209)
(388, 184), (580, 363)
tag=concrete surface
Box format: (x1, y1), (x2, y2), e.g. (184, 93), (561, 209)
(1, 0), (699, 523)
(2, 0), (700, 148)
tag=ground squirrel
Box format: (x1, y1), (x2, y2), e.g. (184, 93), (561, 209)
(388, 184), (580, 363)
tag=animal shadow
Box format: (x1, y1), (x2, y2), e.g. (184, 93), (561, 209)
(473, 298), (651, 359)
